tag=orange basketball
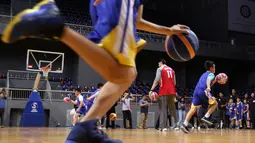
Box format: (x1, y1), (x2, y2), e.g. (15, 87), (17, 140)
(109, 113), (117, 121)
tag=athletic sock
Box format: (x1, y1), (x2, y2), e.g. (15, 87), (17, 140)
(204, 112), (211, 118)
(183, 120), (189, 126)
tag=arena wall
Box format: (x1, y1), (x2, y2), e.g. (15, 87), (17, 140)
(3, 101), (161, 128)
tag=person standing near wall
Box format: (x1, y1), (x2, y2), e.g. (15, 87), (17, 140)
(122, 92), (135, 129)
(249, 93), (255, 129)
(138, 95), (149, 129)
(230, 89), (237, 103)
(217, 92), (227, 128)
(149, 59), (177, 131)
(0, 88), (8, 128)
(176, 97), (186, 129)
(106, 101), (118, 129)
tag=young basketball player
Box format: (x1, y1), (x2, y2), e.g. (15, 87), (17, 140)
(70, 88), (86, 126)
(86, 83), (104, 111)
(227, 98), (236, 129)
(2, 0), (189, 142)
(181, 61), (218, 133)
(243, 99), (250, 129)
(236, 97), (243, 129)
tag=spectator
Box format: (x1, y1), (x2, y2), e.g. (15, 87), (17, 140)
(250, 93), (255, 129)
(176, 97), (186, 128)
(106, 102), (118, 129)
(0, 88), (8, 128)
(243, 99), (250, 129)
(138, 95), (149, 129)
(217, 92), (227, 128)
(122, 92), (135, 129)
(249, 93), (254, 107)
(227, 98), (236, 129)
(230, 89), (237, 103)
(243, 93), (249, 103)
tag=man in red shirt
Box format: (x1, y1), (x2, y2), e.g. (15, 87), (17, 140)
(150, 59), (177, 131)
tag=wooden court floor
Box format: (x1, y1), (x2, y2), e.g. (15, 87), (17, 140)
(0, 127), (255, 143)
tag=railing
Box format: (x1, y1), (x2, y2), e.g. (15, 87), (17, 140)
(6, 88), (195, 105)
(7, 88), (143, 102)
(8, 88), (85, 101)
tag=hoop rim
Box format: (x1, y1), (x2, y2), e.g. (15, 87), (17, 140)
(40, 66), (51, 77)
(40, 66), (51, 71)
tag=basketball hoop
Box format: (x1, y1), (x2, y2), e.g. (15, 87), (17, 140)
(40, 66), (51, 77)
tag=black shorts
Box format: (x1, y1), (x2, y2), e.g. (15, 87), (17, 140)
(0, 109), (4, 117)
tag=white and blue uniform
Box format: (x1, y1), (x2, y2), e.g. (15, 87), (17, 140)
(76, 94), (86, 115)
(87, 89), (100, 111)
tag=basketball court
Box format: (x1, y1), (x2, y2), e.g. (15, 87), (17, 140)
(0, 128), (254, 143)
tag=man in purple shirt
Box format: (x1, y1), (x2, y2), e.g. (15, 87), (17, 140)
(0, 88), (8, 128)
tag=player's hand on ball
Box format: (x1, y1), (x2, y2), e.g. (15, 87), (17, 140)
(206, 88), (211, 92)
(168, 24), (190, 36)
(93, 0), (103, 6)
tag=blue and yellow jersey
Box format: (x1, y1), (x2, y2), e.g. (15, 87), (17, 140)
(88, 0), (146, 67)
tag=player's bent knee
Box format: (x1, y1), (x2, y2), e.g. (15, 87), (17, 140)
(106, 66), (137, 84)
(190, 107), (197, 113)
(212, 100), (218, 106)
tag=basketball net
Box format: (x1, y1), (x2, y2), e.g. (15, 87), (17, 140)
(41, 66), (53, 103)
(40, 66), (51, 78)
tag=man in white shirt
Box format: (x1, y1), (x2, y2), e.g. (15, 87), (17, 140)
(122, 92), (135, 129)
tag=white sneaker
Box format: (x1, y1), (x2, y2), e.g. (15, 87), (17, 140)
(174, 127), (180, 131)
(162, 128), (168, 131)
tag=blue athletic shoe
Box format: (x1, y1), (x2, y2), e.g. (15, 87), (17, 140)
(65, 119), (123, 143)
(1, 0), (64, 43)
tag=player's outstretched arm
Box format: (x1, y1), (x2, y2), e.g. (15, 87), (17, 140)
(70, 100), (78, 105)
(136, 5), (189, 36)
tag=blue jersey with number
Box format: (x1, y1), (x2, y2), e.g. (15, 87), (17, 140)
(195, 71), (215, 91)
(192, 71), (215, 106)
(243, 104), (248, 112)
(236, 102), (243, 115)
(243, 103), (249, 121)
(236, 102), (243, 120)
(227, 103), (236, 119)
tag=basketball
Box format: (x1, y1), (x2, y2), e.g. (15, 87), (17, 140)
(165, 29), (199, 62)
(149, 92), (159, 101)
(109, 113), (117, 121)
(63, 97), (70, 103)
(216, 73), (228, 84)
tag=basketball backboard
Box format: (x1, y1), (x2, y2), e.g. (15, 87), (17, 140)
(26, 49), (65, 73)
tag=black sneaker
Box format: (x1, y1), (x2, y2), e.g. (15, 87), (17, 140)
(65, 119), (122, 143)
(201, 117), (213, 125)
(180, 124), (190, 133)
